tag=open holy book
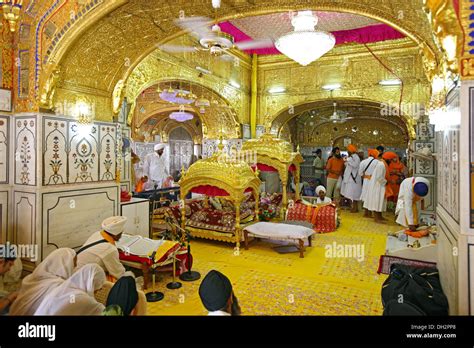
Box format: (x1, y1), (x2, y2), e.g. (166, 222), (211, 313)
(116, 234), (165, 258)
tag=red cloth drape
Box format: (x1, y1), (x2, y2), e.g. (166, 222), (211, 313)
(251, 163), (278, 172)
(191, 185), (229, 196)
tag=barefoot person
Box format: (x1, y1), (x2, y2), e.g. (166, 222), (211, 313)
(341, 144), (362, 213)
(363, 152), (387, 223)
(359, 149), (379, 218)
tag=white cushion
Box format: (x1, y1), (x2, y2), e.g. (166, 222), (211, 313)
(244, 222), (314, 241)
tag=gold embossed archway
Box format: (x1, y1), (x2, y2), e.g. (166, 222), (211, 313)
(131, 79), (242, 139)
(270, 97), (416, 140)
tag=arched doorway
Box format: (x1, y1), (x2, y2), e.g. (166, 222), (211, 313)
(169, 127), (194, 178)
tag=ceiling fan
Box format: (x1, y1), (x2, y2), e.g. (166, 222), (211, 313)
(158, 16), (274, 61)
(320, 102), (351, 124)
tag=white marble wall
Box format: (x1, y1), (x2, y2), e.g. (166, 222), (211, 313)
(41, 185), (119, 260)
(43, 116), (118, 185)
(5, 114), (122, 267)
(14, 117), (37, 186)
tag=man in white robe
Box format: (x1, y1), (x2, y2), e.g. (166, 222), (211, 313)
(363, 153), (387, 223)
(395, 177), (430, 230)
(358, 149), (379, 218)
(143, 143), (171, 189)
(341, 144), (362, 213)
(76, 216), (127, 281)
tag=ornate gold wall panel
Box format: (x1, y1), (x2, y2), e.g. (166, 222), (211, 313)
(35, 0), (440, 116)
(259, 38), (431, 135)
(0, 27), (13, 90)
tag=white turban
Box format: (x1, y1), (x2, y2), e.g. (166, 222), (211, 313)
(316, 185), (326, 194)
(101, 216), (127, 236)
(154, 143), (165, 151)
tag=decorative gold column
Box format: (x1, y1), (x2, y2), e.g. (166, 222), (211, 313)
(250, 54), (258, 138)
(235, 201), (241, 249)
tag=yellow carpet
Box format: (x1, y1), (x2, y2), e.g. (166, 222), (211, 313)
(146, 211), (401, 315)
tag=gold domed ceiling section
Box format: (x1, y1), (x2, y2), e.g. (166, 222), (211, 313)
(41, 0), (440, 122)
(132, 81), (240, 140)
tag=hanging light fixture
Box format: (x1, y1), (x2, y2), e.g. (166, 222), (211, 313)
(169, 111), (194, 122)
(1, 0), (23, 32)
(275, 11), (335, 66)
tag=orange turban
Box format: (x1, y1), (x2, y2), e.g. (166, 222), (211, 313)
(347, 144), (357, 153)
(368, 149), (379, 158)
(382, 151), (398, 160)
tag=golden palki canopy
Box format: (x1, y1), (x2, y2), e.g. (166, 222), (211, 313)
(179, 147), (261, 203)
(241, 133), (304, 210)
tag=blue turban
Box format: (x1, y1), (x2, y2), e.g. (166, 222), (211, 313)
(413, 182), (429, 197)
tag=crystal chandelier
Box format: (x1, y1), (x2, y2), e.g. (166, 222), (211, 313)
(169, 111), (194, 122)
(275, 11), (335, 66)
(0, 0), (22, 32)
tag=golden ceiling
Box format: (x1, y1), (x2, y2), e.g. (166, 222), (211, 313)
(46, 0), (440, 114)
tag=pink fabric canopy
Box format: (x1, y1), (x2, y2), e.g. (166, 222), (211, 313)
(219, 22), (405, 56)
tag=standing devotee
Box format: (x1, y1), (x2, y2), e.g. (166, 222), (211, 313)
(359, 149), (379, 218)
(76, 216), (127, 281)
(313, 149), (325, 186)
(385, 153), (406, 202)
(143, 143), (172, 189)
(395, 177), (430, 231)
(376, 145), (385, 157)
(35, 264), (106, 315)
(363, 153), (387, 223)
(10, 248), (76, 316)
(325, 147), (345, 203)
(199, 270), (241, 316)
(341, 144), (362, 213)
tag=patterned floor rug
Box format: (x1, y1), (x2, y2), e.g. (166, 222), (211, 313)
(146, 211), (401, 315)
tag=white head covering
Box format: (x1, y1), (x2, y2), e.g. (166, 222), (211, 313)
(316, 185), (326, 195)
(10, 248), (76, 316)
(35, 264), (106, 315)
(154, 143), (165, 151)
(102, 216), (127, 236)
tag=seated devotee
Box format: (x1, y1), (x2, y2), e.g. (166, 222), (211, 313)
(0, 256), (18, 314)
(134, 175), (148, 193)
(363, 152), (387, 224)
(341, 144), (362, 213)
(395, 177), (430, 231)
(199, 270), (241, 316)
(104, 275), (140, 316)
(10, 248), (76, 316)
(303, 180), (317, 197)
(359, 149), (379, 218)
(76, 216), (127, 281)
(35, 264), (106, 315)
(315, 186), (332, 205)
